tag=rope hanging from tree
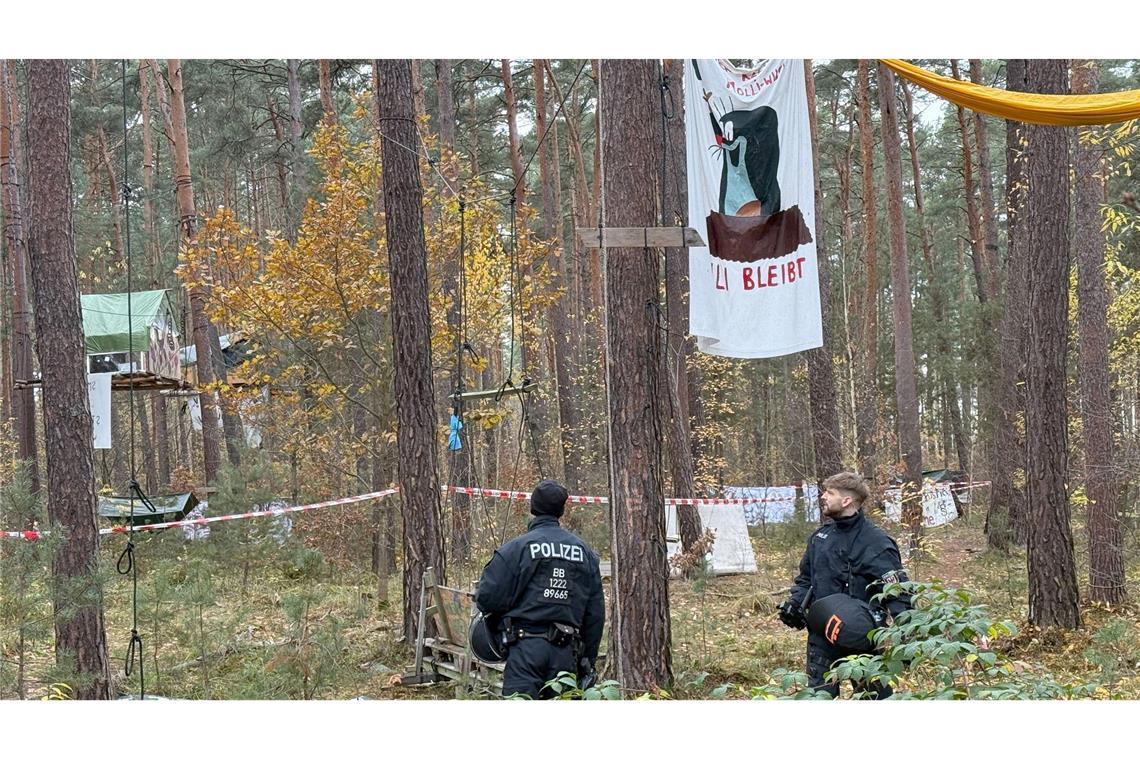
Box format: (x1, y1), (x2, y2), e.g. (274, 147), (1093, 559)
(116, 58), (157, 701)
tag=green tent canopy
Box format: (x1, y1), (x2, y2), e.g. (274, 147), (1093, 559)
(81, 289), (174, 355)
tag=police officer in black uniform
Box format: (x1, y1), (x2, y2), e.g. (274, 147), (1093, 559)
(777, 472), (911, 699)
(475, 479), (605, 699)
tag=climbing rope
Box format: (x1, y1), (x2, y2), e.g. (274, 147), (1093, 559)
(117, 58), (154, 700)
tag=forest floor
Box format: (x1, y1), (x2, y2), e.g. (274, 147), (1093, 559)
(3, 505), (1139, 700)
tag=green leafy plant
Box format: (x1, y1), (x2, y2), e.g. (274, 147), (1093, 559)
(826, 581), (1099, 699)
(41, 682), (73, 701)
(504, 671), (622, 700)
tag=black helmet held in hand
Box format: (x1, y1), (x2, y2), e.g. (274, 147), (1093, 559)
(469, 612), (508, 663)
(805, 593), (878, 655)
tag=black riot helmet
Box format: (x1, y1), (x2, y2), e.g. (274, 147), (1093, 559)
(806, 593), (879, 655)
(469, 612), (508, 663)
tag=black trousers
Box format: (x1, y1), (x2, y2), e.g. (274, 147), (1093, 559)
(501, 637), (577, 700)
(806, 634), (893, 700)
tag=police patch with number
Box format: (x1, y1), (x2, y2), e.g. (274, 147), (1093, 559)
(527, 540), (584, 607)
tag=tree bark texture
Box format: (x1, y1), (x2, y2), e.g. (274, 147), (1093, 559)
(434, 60), (457, 164)
(318, 60), (335, 122)
(902, 82), (968, 473)
(950, 60), (993, 305)
(661, 59), (701, 551)
(986, 59), (1030, 550)
(1, 60), (40, 493)
(138, 60), (172, 487)
(167, 59), (225, 485)
(1072, 59), (1125, 605)
(855, 59), (879, 480)
(376, 59), (447, 643)
(803, 60), (844, 487)
(600, 58), (672, 692)
(1024, 58), (1081, 629)
(876, 62), (924, 548)
(535, 60), (583, 488)
(968, 60), (1001, 288)
(25, 59), (112, 700)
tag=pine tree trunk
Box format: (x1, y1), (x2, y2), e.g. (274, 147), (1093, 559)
(600, 58), (672, 692)
(1, 59), (40, 493)
(950, 60), (992, 304)
(837, 113), (859, 463)
(134, 393), (157, 492)
(902, 80), (968, 474)
(87, 61), (125, 269)
(876, 62), (924, 549)
(166, 59), (224, 484)
(466, 65), (479, 180)
(803, 60), (844, 487)
(26, 59), (112, 700)
(661, 59), (701, 550)
(138, 60), (172, 488)
(535, 60), (581, 487)
(1072, 59), (1125, 605)
(855, 60), (879, 481)
(318, 60), (335, 122)
(1024, 58), (1080, 629)
(94, 128), (125, 268)
(968, 60), (1001, 289)
(434, 60), (457, 167)
(986, 59), (1030, 551)
(376, 59), (447, 643)
(427, 58), (471, 559)
(266, 96), (291, 217)
(498, 58), (548, 469)
(286, 59), (306, 230)
(498, 62), (525, 231)
(410, 60), (427, 126)
(207, 320), (244, 468)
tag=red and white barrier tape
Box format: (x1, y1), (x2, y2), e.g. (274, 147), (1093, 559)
(100, 488), (400, 536)
(1, 530), (41, 540)
(3, 480), (997, 540)
(444, 484), (791, 506)
(2, 488), (399, 541)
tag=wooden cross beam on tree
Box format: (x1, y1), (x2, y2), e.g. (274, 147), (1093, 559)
(575, 226), (705, 249)
(450, 378), (539, 404)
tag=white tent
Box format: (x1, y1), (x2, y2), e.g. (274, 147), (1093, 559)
(665, 503), (758, 575)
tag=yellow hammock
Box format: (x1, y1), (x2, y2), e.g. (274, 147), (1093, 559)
(879, 59), (1140, 126)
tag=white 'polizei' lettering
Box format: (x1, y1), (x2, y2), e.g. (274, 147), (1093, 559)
(528, 542), (585, 562)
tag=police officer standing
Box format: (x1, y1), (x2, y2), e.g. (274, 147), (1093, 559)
(777, 472), (911, 699)
(475, 479), (605, 699)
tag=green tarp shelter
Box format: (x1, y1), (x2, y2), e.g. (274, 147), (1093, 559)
(98, 492), (199, 527)
(923, 468), (968, 483)
(81, 289), (173, 354)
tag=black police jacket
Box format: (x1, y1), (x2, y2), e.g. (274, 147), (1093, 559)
(475, 514), (605, 663)
(788, 509), (910, 619)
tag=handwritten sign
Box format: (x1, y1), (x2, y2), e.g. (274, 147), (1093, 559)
(87, 372), (113, 449)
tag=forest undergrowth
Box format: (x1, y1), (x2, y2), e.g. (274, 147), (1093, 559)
(2, 499), (1138, 700)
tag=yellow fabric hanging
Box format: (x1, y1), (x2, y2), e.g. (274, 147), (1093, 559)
(880, 59), (1140, 126)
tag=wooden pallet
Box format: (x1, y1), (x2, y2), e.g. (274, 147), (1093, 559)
(409, 567), (504, 697)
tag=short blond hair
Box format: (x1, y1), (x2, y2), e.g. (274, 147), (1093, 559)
(823, 472), (870, 506)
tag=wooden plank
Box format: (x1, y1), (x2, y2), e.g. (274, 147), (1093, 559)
(576, 226), (705, 249)
(450, 380), (538, 403)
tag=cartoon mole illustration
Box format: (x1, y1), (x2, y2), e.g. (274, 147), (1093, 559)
(705, 91), (781, 217)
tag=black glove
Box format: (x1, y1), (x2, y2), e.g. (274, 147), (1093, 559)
(577, 657), (597, 690)
(777, 598), (806, 630)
